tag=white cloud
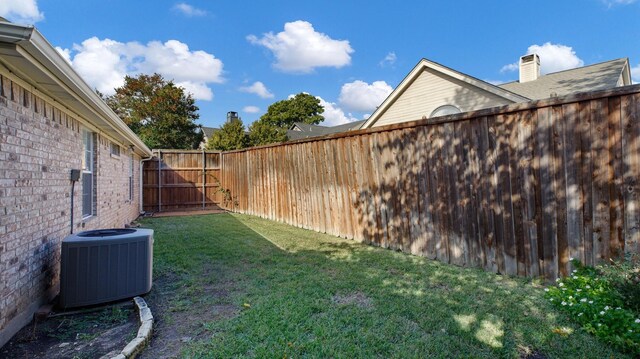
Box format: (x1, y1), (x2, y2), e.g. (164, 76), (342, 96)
(55, 46), (72, 64)
(239, 81), (274, 99)
(602, 0), (637, 6)
(243, 106), (260, 114)
(631, 63), (640, 84)
(500, 63), (518, 73)
(176, 81), (213, 100)
(485, 79), (505, 86)
(247, 20), (353, 73)
(316, 96), (359, 126)
(501, 43), (584, 75)
(0, 0), (44, 24)
(380, 52), (397, 67)
(173, 3), (207, 16)
(59, 37), (223, 101)
(338, 80), (393, 112)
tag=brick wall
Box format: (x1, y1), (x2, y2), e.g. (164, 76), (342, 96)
(0, 71), (143, 346)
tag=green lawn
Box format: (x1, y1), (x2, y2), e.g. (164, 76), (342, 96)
(140, 213), (630, 358)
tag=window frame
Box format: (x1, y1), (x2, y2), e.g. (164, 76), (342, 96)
(82, 129), (95, 219)
(129, 152), (134, 202)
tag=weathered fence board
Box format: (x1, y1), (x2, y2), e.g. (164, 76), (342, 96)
(220, 86), (640, 280)
(142, 150), (222, 212)
(623, 94), (640, 254)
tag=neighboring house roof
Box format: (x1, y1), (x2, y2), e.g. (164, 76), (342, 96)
(360, 57), (631, 129)
(198, 126), (219, 149)
(199, 125), (250, 149)
(0, 21), (152, 157)
(287, 120), (366, 140)
(499, 58), (631, 100)
(201, 126), (220, 139)
(360, 58), (530, 129)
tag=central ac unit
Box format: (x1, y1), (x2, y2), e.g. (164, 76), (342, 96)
(60, 228), (154, 308)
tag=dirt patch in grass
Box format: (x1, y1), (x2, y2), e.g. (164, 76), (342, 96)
(517, 345), (548, 359)
(0, 305), (136, 359)
(138, 271), (241, 359)
(322, 267), (340, 279)
(332, 292), (373, 309)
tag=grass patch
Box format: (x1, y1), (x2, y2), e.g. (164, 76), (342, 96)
(141, 213), (631, 358)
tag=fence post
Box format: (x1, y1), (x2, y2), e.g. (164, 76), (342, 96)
(157, 150), (162, 212)
(202, 150), (206, 209)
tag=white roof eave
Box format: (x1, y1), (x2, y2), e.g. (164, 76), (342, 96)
(0, 22), (152, 157)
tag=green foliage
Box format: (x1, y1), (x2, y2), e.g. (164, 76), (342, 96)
(260, 93), (324, 128)
(545, 258), (640, 354)
(206, 116), (248, 151)
(247, 119), (287, 146)
(247, 93), (324, 146)
(597, 254), (640, 312)
(106, 73), (203, 150)
(99, 306), (130, 324)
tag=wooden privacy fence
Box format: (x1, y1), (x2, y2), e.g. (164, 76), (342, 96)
(142, 150), (222, 212)
(220, 85), (640, 280)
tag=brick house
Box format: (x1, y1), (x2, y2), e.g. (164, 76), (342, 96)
(0, 21), (152, 346)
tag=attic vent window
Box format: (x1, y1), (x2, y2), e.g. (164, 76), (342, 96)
(430, 105), (461, 118)
(110, 142), (120, 157)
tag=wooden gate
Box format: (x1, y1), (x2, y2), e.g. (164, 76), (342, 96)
(142, 150), (223, 212)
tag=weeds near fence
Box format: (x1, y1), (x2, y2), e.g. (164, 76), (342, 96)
(545, 257), (640, 354)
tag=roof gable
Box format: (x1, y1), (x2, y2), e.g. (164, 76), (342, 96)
(360, 58), (529, 129)
(200, 126), (219, 139)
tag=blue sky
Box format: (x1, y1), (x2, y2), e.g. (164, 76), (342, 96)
(2, 0), (640, 128)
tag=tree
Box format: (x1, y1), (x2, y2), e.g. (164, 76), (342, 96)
(260, 93), (324, 128)
(206, 116), (248, 151)
(105, 73), (203, 149)
(247, 93), (324, 146)
(247, 120), (287, 147)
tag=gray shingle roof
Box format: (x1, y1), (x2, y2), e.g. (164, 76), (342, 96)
(287, 120), (366, 140)
(498, 58), (628, 100)
(200, 126), (219, 139)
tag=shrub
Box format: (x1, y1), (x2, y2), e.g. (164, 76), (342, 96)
(545, 258), (640, 354)
(598, 254), (640, 313)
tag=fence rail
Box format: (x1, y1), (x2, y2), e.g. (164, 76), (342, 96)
(220, 85), (640, 280)
(142, 150), (222, 212)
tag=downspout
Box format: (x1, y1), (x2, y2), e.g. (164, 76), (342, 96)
(139, 154), (154, 214)
(70, 172), (78, 234)
(70, 180), (75, 234)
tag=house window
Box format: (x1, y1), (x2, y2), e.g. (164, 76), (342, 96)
(430, 105), (461, 118)
(82, 129), (95, 218)
(129, 153), (134, 201)
(110, 142), (120, 157)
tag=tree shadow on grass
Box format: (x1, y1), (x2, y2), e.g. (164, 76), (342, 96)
(137, 213), (629, 359)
